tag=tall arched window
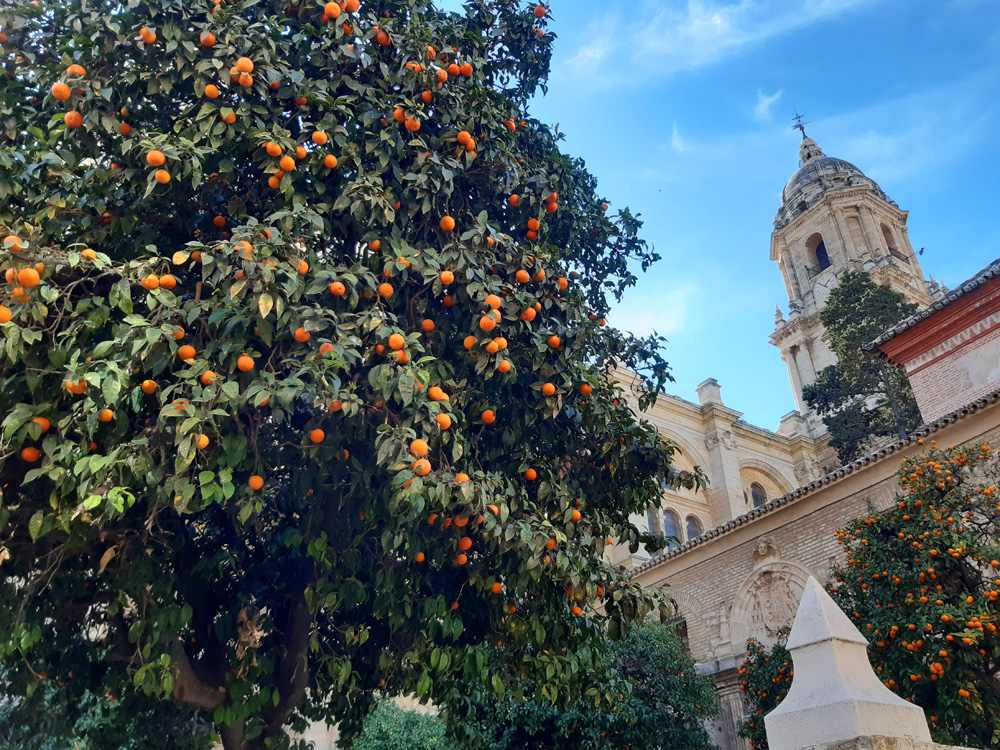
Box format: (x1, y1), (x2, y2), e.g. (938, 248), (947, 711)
(750, 483), (767, 508)
(806, 233), (831, 272)
(685, 516), (702, 541)
(663, 510), (681, 548)
(881, 223), (896, 253)
(647, 508), (662, 537)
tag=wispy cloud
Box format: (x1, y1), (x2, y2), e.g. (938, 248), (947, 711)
(557, 0), (876, 85)
(611, 282), (700, 337)
(671, 124), (690, 153)
(754, 87), (783, 122)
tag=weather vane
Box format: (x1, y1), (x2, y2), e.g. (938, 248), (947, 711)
(792, 111), (811, 136)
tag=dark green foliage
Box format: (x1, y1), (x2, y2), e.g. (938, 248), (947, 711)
(802, 271), (921, 462)
(353, 701), (455, 750)
(440, 623), (718, 750)
(736, 633), (791, 750)
(0, 1), (702, 749)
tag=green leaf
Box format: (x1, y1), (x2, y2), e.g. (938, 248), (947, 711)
(28, 511), (44, 541)
(258, 293), (274, 319)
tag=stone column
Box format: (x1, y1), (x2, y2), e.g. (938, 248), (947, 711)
(696, 380), (747, 525)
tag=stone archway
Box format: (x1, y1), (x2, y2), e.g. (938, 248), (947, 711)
(730, 541), (816, 650)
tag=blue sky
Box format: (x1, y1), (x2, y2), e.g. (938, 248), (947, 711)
(443, 0), (1000, 431)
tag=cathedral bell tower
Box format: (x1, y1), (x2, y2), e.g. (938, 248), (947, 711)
(770, 126), (939, 438)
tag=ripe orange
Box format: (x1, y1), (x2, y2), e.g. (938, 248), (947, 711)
(440, 216), (456, 232)
(279, 155), (295, 172)
(527, 218), (540, 231)
(571, 509), (582, 522)
(572, 606), (583, 616)
(515, 269), (530, 283)
(146, 149), (166, 167)
(67, 63), (86, 76)
(410, 439), (429, 457)
(485, 340), (499, 354)
(457, 131), (472, 146)
(51, 82), (71, 101)
(204, 83), (220, 99)
(497, 361), (511, 374)
(376, 30), (390, 46)
(319, 342), (334, 355)
(97, 408), (114, 423)
(546, 538), (557, 550)
(388, 333), (405, 350)
(140, 274), (159, 291)
(294, 327), (311, 343)
(440, 270), (454, 285)
(547, 334), (561, 349)
(482, 409), (496, 424)
(448, 63), (460, 76)
(64, 111), (83, 128)
(542, 383), (556, 396)
(324, 154), (338, 168)
(200, 370), (217, 385)
(460, 63), (472, 77)
(177, 345), (196, 360)
(3, 235), (23, 252)
(579, 383), (593, 396)
(378, 282), (393, 298)
(265, 142), (282, 157)
(141, 379), (157, 394)
(158, 274), (177, 290)
(455, 473), (470, 483)
(421, 319), (435, 332)
(436, 413), (452, 430)
(235, 56), (254, 73)
(524, 468), (537, 481)
(458, 537), (472, 551)
(17, 268), (40, 288)
(405, 117), (420, 132)
(140, 27), (156, 44)
(413, 458), (431, 476)
(329, 281), (346, 296)
(65, 378), (87, 394)
(297, 259), (309, 275)
(154, 169), (171, 184)
(295, 145), (307, 160)
(509, 194), (520, 207)
(249, 475), (264, 490)
(428, 386), (448, 401)
(236, 354), (255, 372)
(200, 32), (216, 47)
(21, 447), (40, 462)
(33, 417), (50, 433)
(479, 315), (496, 332)
(309, 429), (325, 444)
(534, 4), (546, 18)
(484, 294), (502, 309)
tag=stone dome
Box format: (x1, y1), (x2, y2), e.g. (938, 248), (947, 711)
(774, 134), (891, 229)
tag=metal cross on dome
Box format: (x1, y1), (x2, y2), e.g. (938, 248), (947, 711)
(792, 111), (811, 137)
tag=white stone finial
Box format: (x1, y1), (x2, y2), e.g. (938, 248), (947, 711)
(764, 577), (932, 750)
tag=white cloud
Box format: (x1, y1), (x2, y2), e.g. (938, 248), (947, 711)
(671, 124), (690, 153)
(611, 283), (700, 337)
(755, 87), (783, 122)
(558, 0), (875, 86)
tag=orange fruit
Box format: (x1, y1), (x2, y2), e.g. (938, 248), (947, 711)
(154, 169), (171, 184)
(527, 218), (540, 231)
(388, 333), (405, 350)
(146, 149), (166, 167)
(177, 345), (196, 360)
(413, 458), (431, 476)
(21, 447), (40, 462)
(515, 269), (530, 283)
(51, 82), (71, 101)
(265, 142), (282, 157)
(141, 379), (157, 394)
(448, 63), (460, 76)
(524, 469), (537, 481)
(457, 131), (472, 146)
(405, 117), (420, 132)
(414, 552), (426, 562)
(159, 274), (177, 290)
(235, 354), (254, 372)
(579, 383), (593, 396)
(140, 27), (156, 43)
(319, 342), (334, 355)
(547, 334), (561, 349)
(485, 341), (499, 354)
(460, 62), (472, 76)
(297, 259), (309, 275)
(458, 536), (472, 551)
(33, 417), (50, 433)
(17, 268), (40, 288)
(571, 509), (582, 522)
(329, 281), (346, 296)
(484, 294), (502, 309)
(521, 307), (536, 322)
(572, 606), (583, 616)
(324, 154), (338, 169)
(141, 274), (160, 291)
(65, 378), (87, 394)
(378, 283), (393, 298)
(456, 473), (470, 483)
(542, 383), (556, 396)
(295, 145), (307, 160)
(497, 361), (511, 373)
(439, 216), (456, 232)
(436, 414), (452, 430)
(309, 429), (325, 444)
(376, 30), (390, 46)
(534, 4), (546, 18)
(421, 319), (435, 332)
(463, 336), (477, 351)
(200, 370), (217, 385)
(200, 32), (216, 47)
(294, 327), (311, 343)
(428, 387), (447, 402)
(248, 475), (264, 490)
(479, 315), (496, 332)
(97, 408), (114, 423)
(3, 235), (23, 252)
(235, 56), (254, 73)
(64, 111), (83, 128)
(439, 270), (454, 285)
(279, 155), (295, 172)
(410, 439), (429, 457)
(482, 409), (496, 424)
(195, 433), (210, 449)
(67, 63), (86, 76)
(491, 582), (503, 594)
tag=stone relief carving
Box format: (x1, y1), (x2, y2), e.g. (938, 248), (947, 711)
(730, 559), (813, 649)
(752, 538), (780, 564)
(705, 430), (738, 452)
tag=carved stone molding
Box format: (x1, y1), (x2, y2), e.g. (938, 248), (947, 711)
(705, 429), (738, 452)
(730, 559), (814, 648)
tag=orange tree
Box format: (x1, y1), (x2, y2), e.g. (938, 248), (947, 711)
(736, 633), (791, 750)
(0, 1), (697, 748)
(828, 441), (1000, 748)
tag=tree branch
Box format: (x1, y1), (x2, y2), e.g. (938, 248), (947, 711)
(171, 641), (227, 710)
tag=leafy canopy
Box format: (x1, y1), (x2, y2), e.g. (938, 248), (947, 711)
(441, 623), (718, 750)
(353, 701), (455, 750)
(0, 0), (697, 748)
(802, 271), (921, 462)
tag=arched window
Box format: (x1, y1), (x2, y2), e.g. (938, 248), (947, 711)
(663, 510), (681, 548)
(646, 508), (662, 537)
(881, 223), (896, 253)
(750, 483), (767, 508)
(806, 233), (831, 272)
(686, 516), (702, 541)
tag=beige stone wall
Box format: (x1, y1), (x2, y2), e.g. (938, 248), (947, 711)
(629, 397), (1000, 750)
